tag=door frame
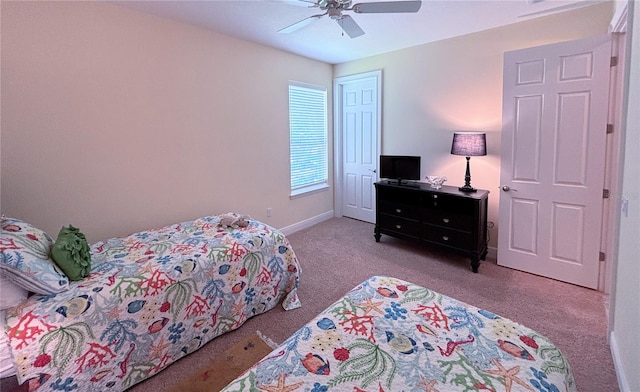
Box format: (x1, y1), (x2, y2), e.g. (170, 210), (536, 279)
(601, 14), (629, 295)
(598, 31), (627, 294)
(333, 70), (382, 218)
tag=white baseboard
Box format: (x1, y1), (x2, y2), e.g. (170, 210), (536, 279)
(486, 246), (497, 262)
(279, 210), (334, 236)
(610, 332), (631, 391)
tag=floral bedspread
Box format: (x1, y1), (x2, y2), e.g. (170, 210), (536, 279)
(222, 276), (575, 392)
(4, 213), (301, 391)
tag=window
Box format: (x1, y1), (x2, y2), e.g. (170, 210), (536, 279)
(289, 82), (328, 197)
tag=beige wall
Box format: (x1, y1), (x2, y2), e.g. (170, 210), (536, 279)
(334, 2), (613, 251)
(1, 1), (334, 243)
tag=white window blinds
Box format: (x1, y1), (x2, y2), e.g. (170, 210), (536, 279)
(289, 82), (328, 196)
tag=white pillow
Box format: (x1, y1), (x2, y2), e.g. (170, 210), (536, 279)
(0, 275), (29, 310)
(1, 216), (69, 294)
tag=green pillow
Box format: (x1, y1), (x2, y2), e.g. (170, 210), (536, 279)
(51, 225), (91, 281)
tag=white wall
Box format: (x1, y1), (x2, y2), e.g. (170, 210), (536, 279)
(0, 1), (334, 243)
(334, 2), (613, 251)
(610, 1), (640, 390)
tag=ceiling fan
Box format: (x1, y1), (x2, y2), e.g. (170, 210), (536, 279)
(278, 0), (422, 38)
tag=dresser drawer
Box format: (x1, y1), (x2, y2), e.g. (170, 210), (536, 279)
(378, 186), (420, 204)
(379, 200), (419, 219)
(422, 224), (473, 250)
(421, 209), (473, 232)
(422, 193), (474, 214)
(378, 215), (421, 239)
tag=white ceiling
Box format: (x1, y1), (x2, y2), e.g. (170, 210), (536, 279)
(115, 0), (604, 64)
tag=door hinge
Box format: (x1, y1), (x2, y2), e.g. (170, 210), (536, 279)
(607, 124), (614, 134)
(603, 189), (610, 198)
(611, 56), (618, 67)
(599, 251), (606, 261)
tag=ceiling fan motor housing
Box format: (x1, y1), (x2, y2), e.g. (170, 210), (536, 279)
(328, 8), (342, 19)
(319, 0), (352, 10)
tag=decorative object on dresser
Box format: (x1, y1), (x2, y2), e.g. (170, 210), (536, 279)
(374, 181), (489, 272)
(425, 175), (447, 189)
(450, 131), (487, 192)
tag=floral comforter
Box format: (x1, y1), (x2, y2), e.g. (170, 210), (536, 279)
(5, 213), (301, 391)
(222, 276), (575, 392)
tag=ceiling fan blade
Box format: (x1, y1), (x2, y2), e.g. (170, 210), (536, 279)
(336, 14), (365, 38)
(352, 1), (422, 14)
(518, 0), (602, 17)
(278, 13), (324, 33)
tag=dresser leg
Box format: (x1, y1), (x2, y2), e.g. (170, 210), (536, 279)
(374, 228), (381, 242)
(470, 259), (480, 273)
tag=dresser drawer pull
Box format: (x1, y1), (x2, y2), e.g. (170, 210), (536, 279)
(395, 208), (402, 213)
(432, 194), (438, 199)
(442, 218), (450, 224)
(396, 224), (402, 229)
(442, 236), (449, 241)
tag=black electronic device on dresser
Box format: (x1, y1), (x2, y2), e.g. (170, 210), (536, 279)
(374, 181), (489, 272)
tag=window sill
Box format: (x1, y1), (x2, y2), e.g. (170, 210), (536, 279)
(290, 183), (329, 199)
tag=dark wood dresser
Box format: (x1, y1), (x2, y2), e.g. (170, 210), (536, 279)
(374, 181), (489, 272)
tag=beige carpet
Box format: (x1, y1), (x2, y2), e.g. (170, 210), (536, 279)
(129, 217), (619, 392)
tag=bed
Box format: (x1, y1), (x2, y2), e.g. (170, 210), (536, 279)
(221, 276), (576, 392)
(0, 213), (301, 391)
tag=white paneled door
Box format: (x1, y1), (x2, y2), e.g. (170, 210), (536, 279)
(499, 35), (612, 289)
(336, 71), (381, 223)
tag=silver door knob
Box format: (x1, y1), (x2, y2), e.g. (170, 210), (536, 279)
(502, 186), (510, 192)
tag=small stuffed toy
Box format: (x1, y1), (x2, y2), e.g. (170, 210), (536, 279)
(219, 213), (250, 229)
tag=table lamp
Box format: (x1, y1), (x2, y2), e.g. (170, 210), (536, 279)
(450, 132), (486, 193)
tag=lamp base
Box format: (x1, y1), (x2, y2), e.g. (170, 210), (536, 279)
(458, 185), (477, 193)
(459, 156), (477, 193)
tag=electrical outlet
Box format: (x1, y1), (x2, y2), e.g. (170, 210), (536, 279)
(267, 208), (272, 217)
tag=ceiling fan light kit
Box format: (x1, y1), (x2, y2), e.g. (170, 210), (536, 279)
(278, 0), (422, 38)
